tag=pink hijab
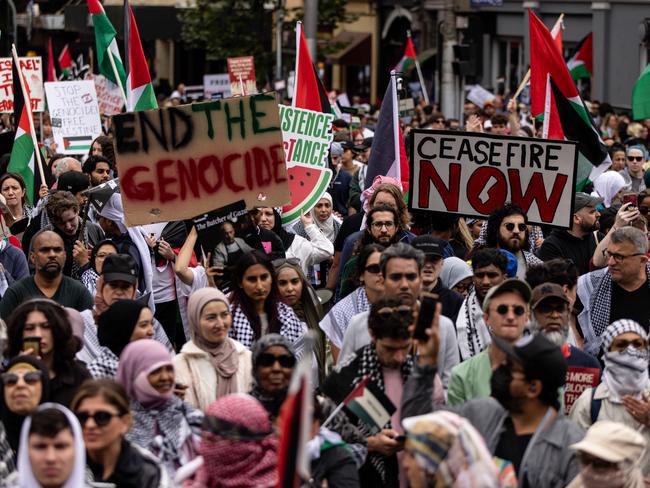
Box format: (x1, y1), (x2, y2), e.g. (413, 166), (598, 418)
(117, 339), (174, 408)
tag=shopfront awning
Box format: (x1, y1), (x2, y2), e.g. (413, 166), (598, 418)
(325, 31), (371, 66)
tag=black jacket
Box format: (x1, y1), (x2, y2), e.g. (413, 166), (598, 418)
(431, 280), (464, 323)
(536, 229), (603, 276)
(87, 439), (162, 488)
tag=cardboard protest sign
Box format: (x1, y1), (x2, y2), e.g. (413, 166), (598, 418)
(564, 366), (600, 414)
(0, 56), (44, 112)
(204, 74), (232, 100)
(278, 105), (334, 226)
(227, 57), (256, 97)
(112, 93), (289, 226)
(466, 84), (496, 109)
(45, 80), (102, 155)
(409, 130), (578, 228)
(91, 74), (124, 115)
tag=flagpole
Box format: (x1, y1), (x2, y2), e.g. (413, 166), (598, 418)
(291, 21), (301, 108)
(390, 70), (401, 181)
(408, 31), (429, 105)
(11, 44), (46, 187)
(513, 13), (564, 100)
(107, 49), (128, 108)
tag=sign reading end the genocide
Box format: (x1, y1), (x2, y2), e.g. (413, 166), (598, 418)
(112, 92), (290, 226)
(409, 130), (579, 228)
(279, 105), (334, 226)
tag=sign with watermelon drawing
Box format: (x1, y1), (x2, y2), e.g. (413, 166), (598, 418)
(279, 105), (334, 226)
(112, 92), (290, 226)
(44, 80), (102, 155)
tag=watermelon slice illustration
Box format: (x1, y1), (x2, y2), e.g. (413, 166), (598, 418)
(281, 165), (333, 226)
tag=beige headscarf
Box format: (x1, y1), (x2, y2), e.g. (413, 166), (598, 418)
(187, 288), (239, 397)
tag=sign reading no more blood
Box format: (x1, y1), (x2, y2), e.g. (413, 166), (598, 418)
(408, 130), (579, 228)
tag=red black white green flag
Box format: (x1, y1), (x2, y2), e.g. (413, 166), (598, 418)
(566, 33), (593, 81)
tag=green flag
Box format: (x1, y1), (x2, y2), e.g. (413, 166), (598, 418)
(633, 62), (650, 120)
(87, 0), (127, 95)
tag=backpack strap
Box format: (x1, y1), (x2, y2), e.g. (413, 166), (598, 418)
(589, 387), (602, 424)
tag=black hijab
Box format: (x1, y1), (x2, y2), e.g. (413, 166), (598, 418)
(0, 355), (51, 453)
(271, 208), (296, 250)
(98, 299), (148, 357)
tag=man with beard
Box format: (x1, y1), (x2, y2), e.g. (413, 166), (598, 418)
(402, 316), (585, 487)
(448, 279), (531, 405)
(0, 230), (93, 318)
(529, 283), (601, 413)
(485, 203), (542, 280)
(537, 193), (605, 275)
(82, 155), (112, 187)
(455, 248), (508, 360)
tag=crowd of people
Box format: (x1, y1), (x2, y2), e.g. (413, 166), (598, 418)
(0, 89), (649, 488)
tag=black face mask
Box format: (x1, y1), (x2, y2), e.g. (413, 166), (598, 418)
(490, 364), (525, 413)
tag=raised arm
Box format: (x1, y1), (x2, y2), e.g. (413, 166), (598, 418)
(174, 226), (198, 286)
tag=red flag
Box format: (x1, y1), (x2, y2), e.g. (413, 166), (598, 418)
(47, 38), (56, 82)
(58, 44), (73, 77)
(292, 22), (331, 114)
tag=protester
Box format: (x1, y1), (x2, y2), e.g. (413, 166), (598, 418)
(567, 421), (647, 488)
(0, 227), (29, 284)
(5, 299), (90, 406)
(173, 288), (252, 411)
(439, 256), (473, 297)
(80, 239), (117, 298)
(249, 333), (296, 424)
(537, 193), (604, 275)
(86, 299), (155, 379)
(577, 227), (650, 356)
(569, 319), (650, 474)
(620, 145), (648, 193)
(319, 243), (384, 362)
(228, 250), (307, 355)
(82, 155), (112, 188)
(117, 339), (203, 477)
(70, 379), (171, 487)
(0, 355), (50, 456)
(327, 142), (352, 217)
(609, 143), (628, 172)
(0, 173), (34, 226)
(0, 230), (93, 319)
(89, 135), (115, 166)
(448, 279), (531, 405)
(593, 171), (626, 208)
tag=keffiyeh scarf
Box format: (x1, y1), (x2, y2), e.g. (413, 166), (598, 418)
(455, 289), (491, 361)
(320, 287), (370, 348)
(86, 347), (119, 379)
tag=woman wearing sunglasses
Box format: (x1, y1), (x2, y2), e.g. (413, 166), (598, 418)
(249, 334), (297, 425)
(5, 299), (90, 407)
(86, 299), (155, 379)
(173, 288), (252, 411)
(117, 339), (203, 477)
(0, 355), (50, 459)
(229, 251), (307, 357)
(319, 244), (385, 363)
(275, 261), (326, 383)
(70, 379), (171, 487)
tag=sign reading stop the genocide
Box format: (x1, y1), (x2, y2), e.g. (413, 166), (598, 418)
(409, 130), (579, 228)
(227, 56), (256, 97)
(112, 92), (289, 226)
(0, 56), (44, 112)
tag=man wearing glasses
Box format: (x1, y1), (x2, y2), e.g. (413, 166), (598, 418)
(577, 227), (650, 356)
(447, 278), (531, 405)
(619, 145), (647, 193)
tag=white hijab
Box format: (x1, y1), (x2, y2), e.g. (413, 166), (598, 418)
(592, 171), (626, 208)
(310, 192), (340, 243)
(17, 403), (86, 488)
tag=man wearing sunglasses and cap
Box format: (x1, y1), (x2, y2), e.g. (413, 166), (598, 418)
(537, 193), (605, 276)
(447, 279), (531, 406)
(402, 308), (585, 487)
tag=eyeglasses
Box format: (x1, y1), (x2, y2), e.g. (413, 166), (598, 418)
(376, 304), (413, 320)
(256, 353), (296, 369)
(202, 416), (272, 441)
(578, 453), (619, 471)
(371, 221), (396, 230)
(610, 338), (648, 351)
(75, 410), (123, 427)
(364, 263), (381, 274)
(434, 118), (445, 123)
(1, 371), (42, 386)
(628, 156), (644, 162)
(640, 206), (650, 215)
(494, 304), (526, 316)
(602, 250), (645, 263)
(272, 257), (301, 269)
(503, 223), (527, 232)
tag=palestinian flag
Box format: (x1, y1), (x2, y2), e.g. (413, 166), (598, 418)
(63, 135), (94, 153)
(394, 35), (417, 73)
(46, 38), (56, 82)
(87, 0), (127, 93)
(292, 21), (331, 114)
(277, 349), (312, 488)
(343, 377), (395, 435)
(8, 50), (36, 204)
(529, 10), (609, 189)
(124, 0), (158, 112)
(58, 45), (73, 79)
(364, 75), (409, 192)
(566, 33), (593, 81)
(633, 62), (650, 121)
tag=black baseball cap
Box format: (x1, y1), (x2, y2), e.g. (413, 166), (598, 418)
(101, 254), (138, 285)
(353, 137), (374, 152)
(340, 140), (357, 152)
(411, 235), (445, 258)
(492, 334), (568, 389)
(57, 171), (90, 195)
